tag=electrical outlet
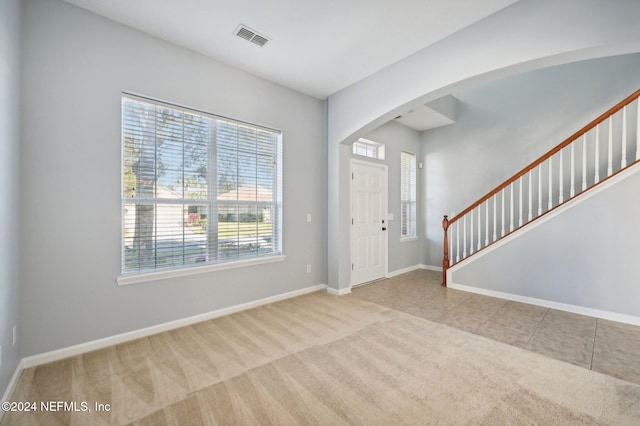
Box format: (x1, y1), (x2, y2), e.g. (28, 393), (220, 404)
(12, 326), (16, 346)
(306, 264), (311, 273)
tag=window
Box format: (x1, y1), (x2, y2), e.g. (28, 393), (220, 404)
(400, 151), (416, 238)
(121, 94), (282, 276)
(352, 138), (385, 160)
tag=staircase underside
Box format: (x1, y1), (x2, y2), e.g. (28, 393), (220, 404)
(447, 160), (640, 324)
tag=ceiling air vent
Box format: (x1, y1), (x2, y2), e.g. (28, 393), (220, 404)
(234, 24), (270, 47)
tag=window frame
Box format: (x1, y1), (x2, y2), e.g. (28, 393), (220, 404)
(400, 151), (417, 241)
(118, 93), (284, 285)
(352, 138), (385, 160)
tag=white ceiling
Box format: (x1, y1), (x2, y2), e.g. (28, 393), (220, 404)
(395, 95), (458, 132)
(64, 0), (517, 100)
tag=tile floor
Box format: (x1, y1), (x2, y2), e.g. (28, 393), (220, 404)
(350, 269), (640, 385)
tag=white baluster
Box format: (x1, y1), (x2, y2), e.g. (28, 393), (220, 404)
(528, 170), (532, 221)
(537, 164), (542, 216)
(449, 212), (458, 266)
(485, 202), (489, 246)
(478, 206), (482, 251)
(456, 218), (460, 263)
(636, 97), (640, 161)
(469, 211), (474, 255)
(570, 142), (575, 197)
(559, 149), (564, 204)
(510, 183), (514, 232)
(492, 196), (497, 242)
(518, 178), (523, 227)
(548, 157), (553, 210)
(501, 188), (505, 237)
(462, 215), (467, 259)
(607, 117), (613, 177)
(595, 124), (600, 183)
(621, 106), (627, 168)
(582, 134), (587, 191)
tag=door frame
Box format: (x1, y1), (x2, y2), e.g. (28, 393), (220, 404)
(350, 158), (389, 287)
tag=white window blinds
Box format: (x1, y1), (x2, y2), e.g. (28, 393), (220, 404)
(400, 151), (416, 238)
(122, 94), (282, 275)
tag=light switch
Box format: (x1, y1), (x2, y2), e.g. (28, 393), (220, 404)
(307, 213), (312, 222)
(387, 213), (394, 221)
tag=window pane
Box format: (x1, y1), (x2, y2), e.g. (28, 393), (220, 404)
(258, 205), (274, 251)
(123, 202), (155, 272)
(217, 147), (238, 199)
(238, 125), (257, 154)
(122, 99), (157, 199)
(123, 202), (208, 272)
(156, 135), (184, 197)
(401, 152), (417, 237)
(216, 204), (272, 261)
(257, 130), (275, 155)
(237, 150), (258, 200)
(352, 138), (385, 160)
(184, 143), (208, 200)
(184, 113), (209, 199)
(216, 121), (237, 150)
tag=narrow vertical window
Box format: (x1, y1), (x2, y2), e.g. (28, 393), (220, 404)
(400, 151), (417, 238)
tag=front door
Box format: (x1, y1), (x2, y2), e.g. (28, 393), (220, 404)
(351, 160), (387, 286)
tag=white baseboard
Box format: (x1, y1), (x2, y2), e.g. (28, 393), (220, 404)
(386, 264), (442, 278)
(21, 284), (328, 369)
(326, 286), (352, 296)
(387, 264), (420, 278)
(449, 282), (640, 326)
(0, 359), (25, 419)
(419, 264), (442, 272)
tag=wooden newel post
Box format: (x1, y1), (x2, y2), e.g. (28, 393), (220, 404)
(442, 215), (449, 287)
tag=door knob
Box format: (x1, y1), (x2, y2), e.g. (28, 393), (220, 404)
(382, 227), (387, 231)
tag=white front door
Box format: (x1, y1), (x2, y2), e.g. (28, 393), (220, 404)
(351, 160), (387, 286)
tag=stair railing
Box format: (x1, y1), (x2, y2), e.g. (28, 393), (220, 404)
(442, 88), (640, 286)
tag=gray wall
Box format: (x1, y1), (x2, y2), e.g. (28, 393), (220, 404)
(0, 0), (22, 397)
(360, 122), (421, 274)
(20, 0), (327, 357)
(326, 0), (640, 289)
(451, 167), (640, 317)
(421, 54), (640, 267)
(334, 121), (421, 288)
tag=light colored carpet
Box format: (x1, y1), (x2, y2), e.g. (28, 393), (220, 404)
(3, 292), (640, 425)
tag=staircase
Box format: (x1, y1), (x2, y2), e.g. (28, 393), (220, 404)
(441, 89), (640, 286)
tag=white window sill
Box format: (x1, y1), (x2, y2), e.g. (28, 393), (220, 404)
(400, 236), (418, 242)
(117, 255), (286, 286)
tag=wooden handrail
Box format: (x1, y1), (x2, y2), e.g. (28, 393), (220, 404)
(441, 87), (640, 287)
(447, 88), (640, 225)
